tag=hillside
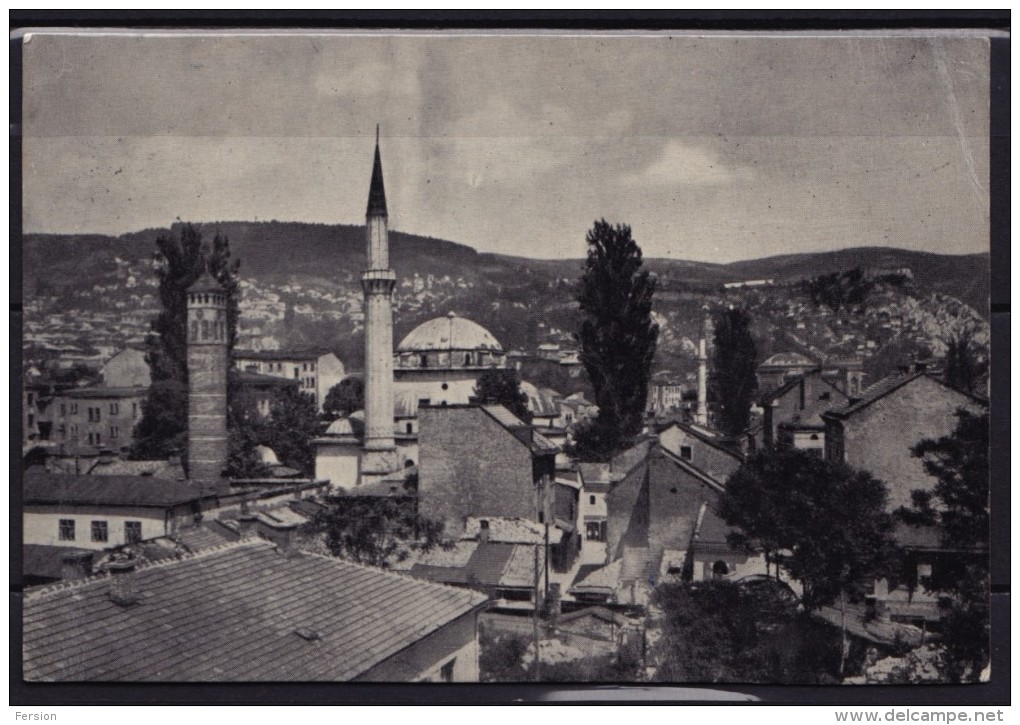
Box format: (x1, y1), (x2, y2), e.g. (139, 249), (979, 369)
(23, 222), (990, 386)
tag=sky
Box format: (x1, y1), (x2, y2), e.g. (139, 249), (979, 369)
(21, 31), (990, 263)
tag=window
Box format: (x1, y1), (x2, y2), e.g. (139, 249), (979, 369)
(679, 445), (693, 461)
(59, 519), (75, 541)
(125, 521), (142, 544)
(28, 413), (34, 428)
(58, 424), (66, 439)
(95, 432), (101, 445)
(310, 363), (315, 372)
(91, 521), (109, 543)
(589, 495), (596, 505)
(302, 363), (307, 372)
(440, 659), (456, 683)
(201, 320), (210, 339)
(294, 367), (300, 379)
(60, 403), (66, 417)
(27, 392), (34, 405)
(87, 432), (95, 445)
(70, 403), (78, 415)
(110, 426), (119, 439)
(110, 402), (119, 415)
(406, 423), (413, 434)
(132, 402), (138, 417)
(87, 407), (94, 422)
(70, 424), (78, 439)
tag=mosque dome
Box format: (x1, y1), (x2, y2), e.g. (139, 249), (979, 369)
(759, 352), (816, 370)
(519, 381), (561, 419)
(397, 312), (503, 354)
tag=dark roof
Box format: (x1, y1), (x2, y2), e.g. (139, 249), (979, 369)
(824, 372), (982, 420)
(62, 386), (148, 399)
(188, 268), (223, 293)
(235, 371), (301, 388)
(658, 421), (744, 462)
(23, 545), (94, 581)
(174, 521), (237, 552)
(23, 540), (487, 681)
(367, 134), (388, 217)
(656, 446), (728, 493)
(233, 349), (329, 362)
(479, 405), (559, 456)
(24, 471), (223, 508)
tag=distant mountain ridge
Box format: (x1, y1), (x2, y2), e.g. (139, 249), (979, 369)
(23, 221), (990, 313)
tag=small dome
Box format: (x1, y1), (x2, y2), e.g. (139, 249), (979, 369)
(324, 418), (355, 436)
(760, 352), (816, 369)
(254, 445), (280, 465)
(397, 313), (503, 354)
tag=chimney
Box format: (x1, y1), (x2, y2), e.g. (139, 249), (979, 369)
(275, 523), (300, 556)
(60, 551), (94, 581)
(106, 556), (140, 607)
(237, 513), (259, 540)
(478, 519), (490, 544)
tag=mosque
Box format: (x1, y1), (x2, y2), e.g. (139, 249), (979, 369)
(313, 133), (514, 488)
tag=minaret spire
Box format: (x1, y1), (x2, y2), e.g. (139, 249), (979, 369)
(367, 126), (388, 218)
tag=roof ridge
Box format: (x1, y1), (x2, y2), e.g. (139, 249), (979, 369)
(24, 539), (271, 601)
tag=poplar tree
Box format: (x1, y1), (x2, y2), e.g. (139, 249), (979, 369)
(712, 307), (758, 437)
(575, 219), (658, 459)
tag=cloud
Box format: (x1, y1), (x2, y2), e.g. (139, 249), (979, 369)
(621, 141), (751, 187)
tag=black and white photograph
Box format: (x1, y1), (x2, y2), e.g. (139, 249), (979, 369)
(16, 29), (995, 689)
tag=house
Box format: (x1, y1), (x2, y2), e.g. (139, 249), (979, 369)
(22, 538), (487, 681)
(417, 404), (559, 538)
(648, 372), (687, 416)
(760, 369), (851, 453)
(656, 421), (743, 482)
(47, 386), (148, 455)
(402, 519), (546, 605)
(101, 347), (151, 388)
(235, 370), (301, 418)
(232, 349), (345, 411)
(821, 372), (985, 512)
(22, 471), (328, 551)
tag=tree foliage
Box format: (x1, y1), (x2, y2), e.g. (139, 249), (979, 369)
(473, 368), (532, 423)
(575, 219), (658, 459)
(721, 448), (898, 611)
(652, 580), (841, 683)
(944, 332), (987, 396)
(803, 267), (874, 312)
(302, 491), (447, 569)
(131, 224), (249, 467)
(711, 307), (758, 437)
(907, 409), (990, 682)
(259, 386), (322, 476)
(322, 376), (365, 421)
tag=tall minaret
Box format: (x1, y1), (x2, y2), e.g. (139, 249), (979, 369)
(186, 267), (228, 479)
(359, 127), (400, 481)
(695, 310), (710, 426)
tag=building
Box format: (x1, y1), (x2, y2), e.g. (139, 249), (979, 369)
(417, 404), (558, 539)
(23, 538), (487, 681)
(22, 470), (327, 551)
(47, 386), (147, 455)
(756, 351), (818, 395)
(235, 370), (301, 418)
(821, 372), (985, 512)
(187, 269), (229, 480)
(760, 369), (851, 453)
(394, 312), (507, 406)
(101, 347), (151, 388)
(232, 349), (345, 410)
(648, 372), (687, 417)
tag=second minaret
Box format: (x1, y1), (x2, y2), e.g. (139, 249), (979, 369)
(359, 129), (400, 481)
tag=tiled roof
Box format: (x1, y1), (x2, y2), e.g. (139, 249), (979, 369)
(824, 372), (933, 419)
(480, 405), (560, 455)
(86, 458), (185, 479)
(23, 545), (94, 581)
(173, 521), (237, 552)
(24, 472), (224, 508)
(235, 371), (300, 387)
(62, 386), (148, 399)
(234, 349), (327, 362)
(569, 559), (622, 594)
(464, 542), (518, 586)
(499, 544), (539, 588)
(23, 540), (487, 681)
(407, 540), (540, 589)
(462, 517), (544, 544)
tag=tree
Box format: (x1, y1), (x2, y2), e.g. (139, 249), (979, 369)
(259, 386), (322, 476)
(944, 332), (986, 396)
(473, 368), (532, 423)
(575, 219), (658, 459)
(131, 223), (246, 466)
(302, 490), (447, 569)
(908, 409), (990, 682)
(322, 376), (364, 421)
(711, 307), (757, 437)
(722, 449), (897, 610)
(721, 448), (898, 674)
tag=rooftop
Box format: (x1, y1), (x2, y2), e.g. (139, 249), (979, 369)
(62, 386), (148, 399)
(397, 313), (503, 354)
(233, 349), (329, 362)
(23, 539), (487, 681)
(24, 471), (222, 508)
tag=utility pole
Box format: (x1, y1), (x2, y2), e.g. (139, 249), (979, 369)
(532, 543), (542, 682)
